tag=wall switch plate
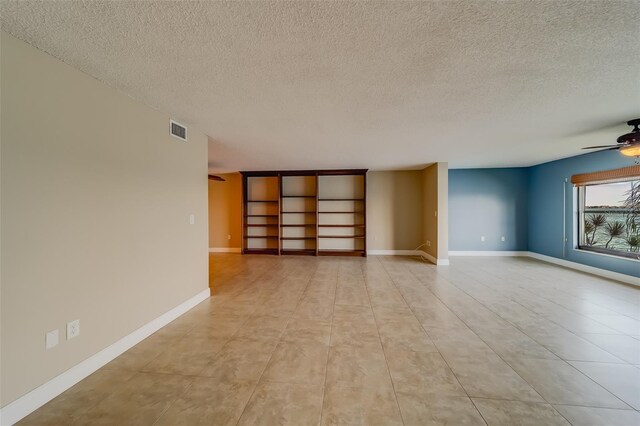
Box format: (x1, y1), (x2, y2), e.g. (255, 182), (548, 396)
(501, 236), (506, 242)
(481, 236), (485, 242)
(67, 319), (80, 340)
(227, 234), (231, 240)
(189, 214), (195, 225)
(426, 241), (431, 247)
(46, 329), (59, 349)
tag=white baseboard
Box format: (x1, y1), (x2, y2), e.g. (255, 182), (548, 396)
(526, 252), (640, 287)
(367, 250), (449, 266)
(0, 288), (211, 426)
(449, 251), (529, 257)
(209, 247), (241, 253)
(447, 250), (639, 287)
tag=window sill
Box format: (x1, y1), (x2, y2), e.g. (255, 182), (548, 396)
(573, 248), (640, 263)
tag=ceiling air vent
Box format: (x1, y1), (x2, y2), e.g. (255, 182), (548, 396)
(170, 120), (187, 141)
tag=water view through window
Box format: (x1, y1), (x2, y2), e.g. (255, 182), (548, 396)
(580, 179), (640, 257)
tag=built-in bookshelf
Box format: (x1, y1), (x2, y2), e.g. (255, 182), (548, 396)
(241, 170), (367, 256)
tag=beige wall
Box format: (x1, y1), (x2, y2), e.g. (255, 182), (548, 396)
(422, 163), (448, 261)
(423, 164), (438, 258)
(367, 171), (424, 251)
(208, 173), (242, 249)
(1, 32), (208, 406)
(436, 162), (449, 260)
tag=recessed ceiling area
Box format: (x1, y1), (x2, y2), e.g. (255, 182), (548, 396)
(1, 1), (638, 172)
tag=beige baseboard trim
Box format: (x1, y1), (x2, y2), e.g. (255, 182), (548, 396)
(208, 247), (241, 253)
(0, 288), (211, 426)
(448, 250), (639, 287)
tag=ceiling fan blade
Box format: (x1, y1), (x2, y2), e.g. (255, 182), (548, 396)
(208, 175), (226, 181)
(581, 145), (620, 149)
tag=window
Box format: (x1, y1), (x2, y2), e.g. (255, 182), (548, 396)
(576, 178), (639, 259)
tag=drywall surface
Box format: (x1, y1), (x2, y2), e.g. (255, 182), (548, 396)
(1, 32), (208, 406)
(423, 164), (438, 259)
(208, 173), (242, 249)
(367, 171), (424, 251)
(449, 168), (529, 251)
(528, 150), (639, 277)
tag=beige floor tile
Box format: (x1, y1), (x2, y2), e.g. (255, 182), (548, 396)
(330, 319), (382, 349)
(294, 301), (335, 322)
(321, 384), (403, 426)
(154, 378), (255, 426)
(471, 398), (570, 426)
(552, 405), (640, 425)
(233, 313), (290, 341)
(521, 328), (626, 363)
(141, 335), (228, 376)
(473, 326), (559, 360)
(568, 361), (640, 410)
(237, 381), (323, 426)
(198, 337), (277, 384)
(395, 393), (486, 426)
(507, 358), (629, 408)
(578, 333), (640, 364)
(443, 353), (544, 402)
(102, 338), (167, 371)
(262, 341), (329, 385)
(586, 314), (640, 335)
(335, 283), (370, 306)
(71, 372), (192, 425)
(283, 318), (329, 340)
(376, 317), (438, 353)
(325, 345), (392, 389)
(386, 350), (466, 398)
(17, 369), (135, 425)
(426, 327), (496, 358)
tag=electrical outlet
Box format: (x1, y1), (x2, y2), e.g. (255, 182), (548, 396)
(228, 234), (231, 240)
(426, 240), (431, 247)
(46, 329), (59, 349)
(501, 236), (506, 242)
(67, 319), (80, 340)
(189, 214), (195, 225)
(481, 236), (485, 242)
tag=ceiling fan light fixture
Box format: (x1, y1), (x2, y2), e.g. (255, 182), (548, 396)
(619, 144), (640, 157)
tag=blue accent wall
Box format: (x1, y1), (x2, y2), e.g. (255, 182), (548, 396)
(449, 150), (639, 278)
(528, 150), (639, 278)
(449, 168), (529, 251)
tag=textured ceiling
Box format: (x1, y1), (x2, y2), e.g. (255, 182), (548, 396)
(1, 1), (639, 171)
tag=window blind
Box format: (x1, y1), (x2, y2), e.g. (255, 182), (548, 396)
(571, 165), (640, 186)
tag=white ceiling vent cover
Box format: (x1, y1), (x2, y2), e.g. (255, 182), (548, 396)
(170, 120), (187, 141)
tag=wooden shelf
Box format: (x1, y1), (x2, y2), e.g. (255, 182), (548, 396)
(318, 235), (365, 239)
(318, 211), (360, 214)
(242, 169), (367, 257)
(281, 237), (316, 240)
(280, 249), (316, 256)
(318, 224), (365, 228)
(282, 211), (316, 214)
(318, 249), (366, 257)
(244, 248), (279, 255)
(318, 198), (364, 201)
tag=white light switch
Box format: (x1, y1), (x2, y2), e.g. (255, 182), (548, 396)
(189, 214), (195, 225)
(46, 329), (59, 349)
(481, 236), (485, 242)
(501, 236), (506, 242)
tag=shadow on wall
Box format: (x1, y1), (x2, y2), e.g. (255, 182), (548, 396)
(448, 169), (529, 251)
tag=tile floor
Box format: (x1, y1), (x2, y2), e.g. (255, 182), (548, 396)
(19, 254), (640, 425)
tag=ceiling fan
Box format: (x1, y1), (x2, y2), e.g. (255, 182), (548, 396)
(208, 175), (225, 182)
(582, 118), (640, 157)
